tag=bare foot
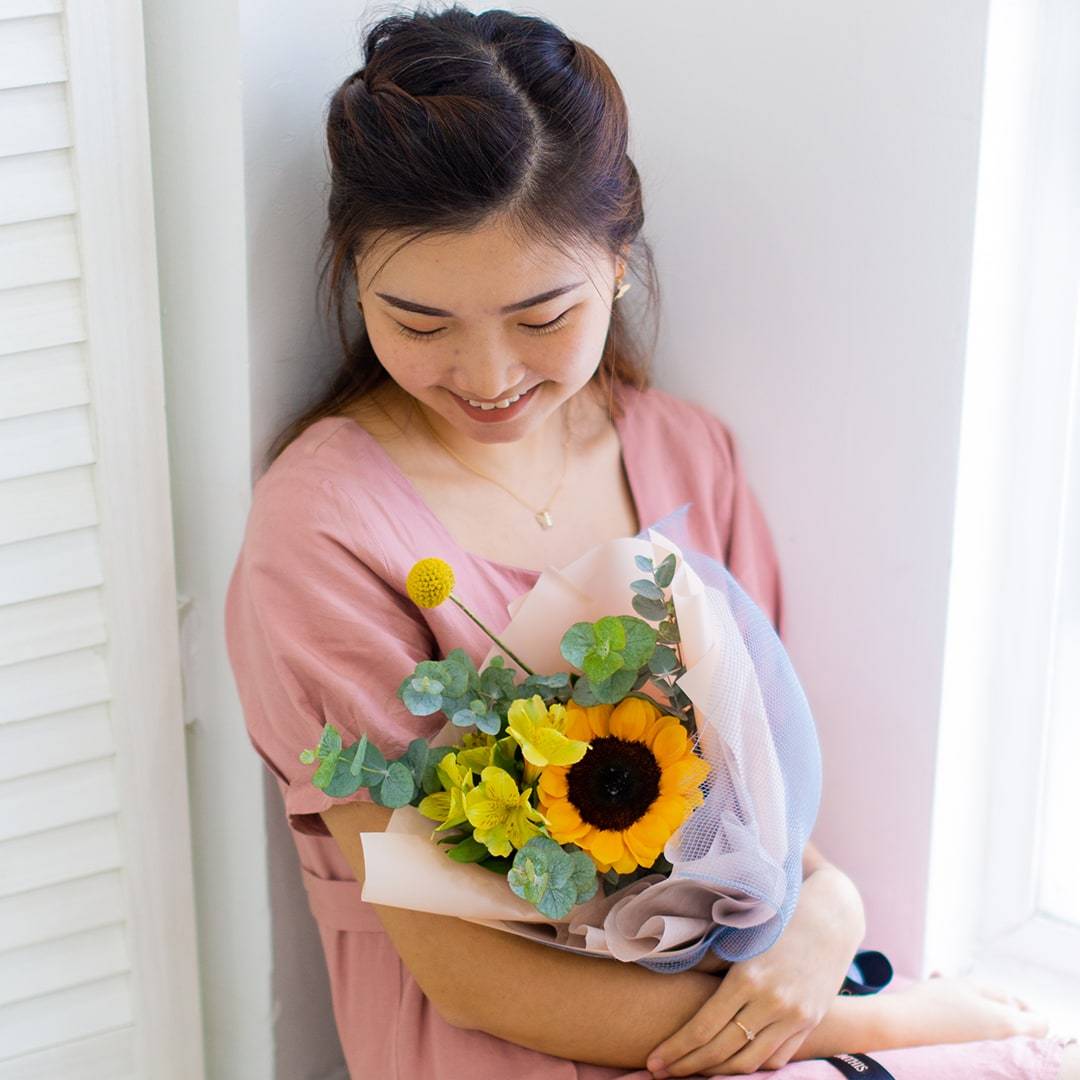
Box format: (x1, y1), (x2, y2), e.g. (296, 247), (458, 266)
(929, 969), (1035, 1013)
(884, 975), (1050, 1047)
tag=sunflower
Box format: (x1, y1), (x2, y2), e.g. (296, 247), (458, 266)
(536, 697), (711, 876)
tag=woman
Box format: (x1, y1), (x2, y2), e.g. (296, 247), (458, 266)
(224, 6), (1077, 1077)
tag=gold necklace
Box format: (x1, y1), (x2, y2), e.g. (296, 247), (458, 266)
(412, 395), (572, 530)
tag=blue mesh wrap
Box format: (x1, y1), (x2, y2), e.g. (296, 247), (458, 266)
(629, 502), (823, 973)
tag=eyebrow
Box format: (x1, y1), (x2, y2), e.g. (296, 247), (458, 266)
(374, 280), (587, 318)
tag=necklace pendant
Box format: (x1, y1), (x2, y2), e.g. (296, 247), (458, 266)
(535, 508), (554, 529)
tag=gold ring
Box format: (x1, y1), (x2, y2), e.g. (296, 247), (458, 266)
(734, 1019), (756, 1041)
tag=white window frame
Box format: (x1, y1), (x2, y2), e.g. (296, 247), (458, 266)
(925, 0), (1080, 1028)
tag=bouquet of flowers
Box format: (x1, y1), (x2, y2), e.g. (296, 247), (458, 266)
(299, 506), (822, 972)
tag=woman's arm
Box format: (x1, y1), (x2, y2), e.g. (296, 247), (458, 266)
(690, 836), (864, 976)
(649, 849), (868, 1072)
(802, 836), (829, 879)
(323, 802), (892, 1072)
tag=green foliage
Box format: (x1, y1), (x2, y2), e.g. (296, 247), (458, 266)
(507, 836), (598, 919)
(297, 543), (696, 917)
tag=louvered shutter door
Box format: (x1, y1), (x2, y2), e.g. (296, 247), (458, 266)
(0, 3), (204, 1076)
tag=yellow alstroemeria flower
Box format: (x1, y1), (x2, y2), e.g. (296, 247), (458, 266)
(506, 694), (590, 790)
(464, 765), (548, 857)
(417, 751), (475, 833)
(454, 731), (498, 774)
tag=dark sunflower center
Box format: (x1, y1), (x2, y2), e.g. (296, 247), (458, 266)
(566, 736), (661, 831)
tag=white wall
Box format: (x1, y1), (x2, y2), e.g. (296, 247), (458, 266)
(140, 3), (277, 1078)
(146, 0), (992, 1073)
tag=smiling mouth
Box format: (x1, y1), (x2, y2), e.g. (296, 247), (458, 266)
(453, 384), (539, 410)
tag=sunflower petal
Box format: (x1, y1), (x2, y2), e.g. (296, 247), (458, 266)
(584, 704), (613, 738)
(651, 724), (689, 768)
(634, 811), (674, 848)
(659, 756), (712, 796)
(651, 793), (690, 830)
(608, 697), (656, 742)
(545, 800), (584, 832)
(590, 829), (625, 864)
(644, 713), (682, 745)
(538, 767), (569, 798)
(623, 826), (660, 867)
(563, 710), (594, 742)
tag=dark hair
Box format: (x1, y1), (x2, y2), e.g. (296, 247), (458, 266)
(262, 3), (660, 472)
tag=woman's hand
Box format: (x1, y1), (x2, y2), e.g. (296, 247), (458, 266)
(645, 865), (866, 1077)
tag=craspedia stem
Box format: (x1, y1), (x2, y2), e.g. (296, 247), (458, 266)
(447, 594), (535, 676)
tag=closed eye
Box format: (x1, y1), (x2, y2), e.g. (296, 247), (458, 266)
(394, 309), (573, 342)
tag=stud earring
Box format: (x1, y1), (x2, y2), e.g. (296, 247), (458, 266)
(613, 278), (631, 301)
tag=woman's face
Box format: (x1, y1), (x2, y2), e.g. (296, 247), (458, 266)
(355, 221), (625, 445)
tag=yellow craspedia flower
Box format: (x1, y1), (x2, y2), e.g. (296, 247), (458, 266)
(538, 696), (712, 877)
(406, 557), (455, 608)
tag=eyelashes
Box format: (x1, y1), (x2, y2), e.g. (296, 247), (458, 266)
(394, 310), (573, 343)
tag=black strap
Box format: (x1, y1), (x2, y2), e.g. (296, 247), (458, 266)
(821, 1052), (897, 1079)
(839, 949), (893, 996)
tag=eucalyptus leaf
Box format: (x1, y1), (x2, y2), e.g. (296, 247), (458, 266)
(507, 836), (594, 920)
(480, 663), (517, 701)
(401, 683), (443, 716)
(654, 552), (677, 588)
(570, 676), (599, 706)
(475, 710), (502, 736)
(630, 578), (664, 601)
(378, 761), (415, 808)
(521, 672), (570, 690)
(560, 622), (595, 669)
(648, 645), (680, 675)
(422, 746), (456, 794)
(451, 707), (480, 728)
(439, 649), (474, 696)
(349, 733), (370, 776)
(324, 757), (365, 797)
(362, 739), (387, 774)
(316, 724), (342, 760)
(582, 649), (624, 684)
(312, 754), (337, 790)
(618, 616), (657, 668)
(670, 686), (693, 711)
(631, 595), (669, 622)
(586, 666), (638, 704)
(657, 619), (681, 644)
(634, 554), (654, 573)
(400, 739), (429, 786)
(567, 850), (599, 903)
(593, 616), (626, 650)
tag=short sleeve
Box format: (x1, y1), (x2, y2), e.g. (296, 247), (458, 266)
(713, 420), (786, 642)
(224, 469), (438, 837)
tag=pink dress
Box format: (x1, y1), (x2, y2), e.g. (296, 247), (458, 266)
(225, 381), (1071, 1079)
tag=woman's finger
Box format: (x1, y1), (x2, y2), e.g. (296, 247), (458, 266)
(701, 1020), (800, 1076)
(646, 986), (745, 1076)
(755, 1027), (810, 1071)
(655, 1009), (779, 1078)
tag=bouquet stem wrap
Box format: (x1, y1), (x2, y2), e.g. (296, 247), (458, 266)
(359, 503), (822, 972)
